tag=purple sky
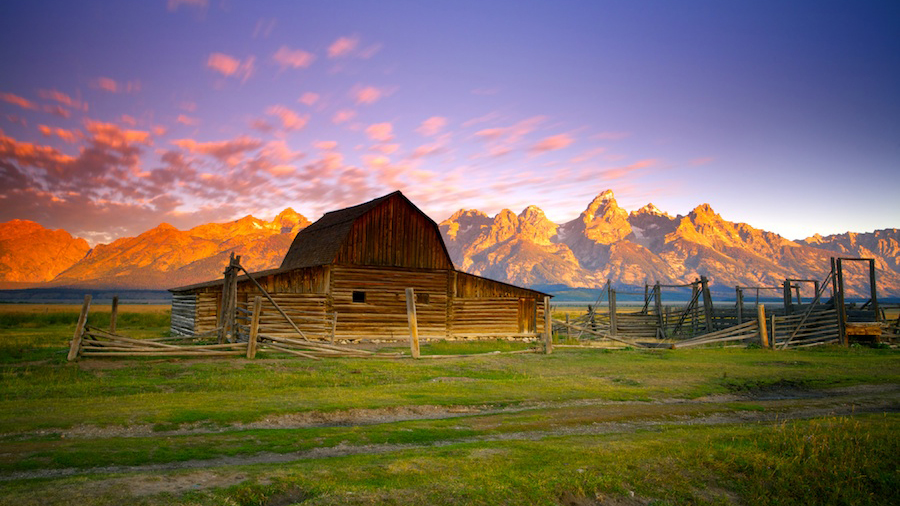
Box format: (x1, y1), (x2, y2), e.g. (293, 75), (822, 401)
(1, 0), (898, 245)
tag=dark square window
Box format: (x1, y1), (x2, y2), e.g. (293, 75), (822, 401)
(352, 291), (366, 303)
(416, 293), (430, 304)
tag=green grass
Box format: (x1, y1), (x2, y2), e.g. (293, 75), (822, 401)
(0, 306), (897, 505)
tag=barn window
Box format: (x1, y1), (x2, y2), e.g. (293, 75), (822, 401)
(352, 291), (366, 303)
(416, 293), (430, 304)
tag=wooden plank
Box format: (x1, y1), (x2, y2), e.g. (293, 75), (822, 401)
(543, 296), (552, 354)
(406, 288), (420, 359)
(67, 295), (92, 361)
(247, 296), (262, 359)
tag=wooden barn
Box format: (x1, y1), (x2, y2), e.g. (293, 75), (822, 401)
(169, 191), (550, 343)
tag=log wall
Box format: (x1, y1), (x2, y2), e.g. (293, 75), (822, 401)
(330, 265), (450, 341)
(170, 293), (196, 336)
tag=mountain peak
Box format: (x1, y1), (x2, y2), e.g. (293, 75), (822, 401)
(633, 203), (669, 218)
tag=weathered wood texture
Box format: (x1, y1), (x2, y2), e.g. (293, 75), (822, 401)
(331, 265), (449, 341)
(170, 293), (196, 336)
(335, 195), (453, 270)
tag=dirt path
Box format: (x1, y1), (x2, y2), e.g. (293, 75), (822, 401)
(3, 384), (897, 484)
(15, 383), (899, 441)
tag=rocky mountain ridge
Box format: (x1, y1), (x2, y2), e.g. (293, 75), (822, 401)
(1, 192), (898, 296)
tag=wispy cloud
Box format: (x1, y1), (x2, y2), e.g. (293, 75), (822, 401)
(332, 109), (356, 124)
(176, 114), (199, 126)
(365, 122), (393, 142)
(92, 77), (141, 94)
(206, 53), (255, 82)
(353, 85), (385, 105)
(328, 36), (359, 58)
(0, 92), (38, 110)
(38, 125), (82, 143)
(272, 46), (315, 69)
(298, 92), (319, 106)
(416, 116), (447, 137)
(265, 105), (308, 131)
(172, 135), (263, 166)
(530, 133), (574, 154)
(37, 90), (87, 111)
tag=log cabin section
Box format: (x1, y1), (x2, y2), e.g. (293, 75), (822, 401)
(169, 191), (549, 342)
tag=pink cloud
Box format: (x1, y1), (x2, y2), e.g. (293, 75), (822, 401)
(37, 89), (87, 111)
(120, 115), (137, 126)
(474, 116), (545, 154)
(265, 105), (308, 131)
(314, 140), (338, 150)
(332, 109), (356, 124)
(601, 159), (657, 180)
(92, 77), (141, 94)
(172, 135), (263, 166)
(272, 46), (315, 69)
(298, 92), (319, 106)
(207, 53), (255, 82)
(372, 144), (399, 155)
(0, 92), (38, 110)
(691, 157), (714, 165)
(328, 36), (359, 58)
(177, 114), (199, 126)
(416, 116), (447, 137)
(38, 125), (82, 143)
(365, 122), (393, 142)
(84, 120), (152, 148)
(410, 143), (444, 159)
(353, 85), (384, 105)
(530, 133), (574, 154)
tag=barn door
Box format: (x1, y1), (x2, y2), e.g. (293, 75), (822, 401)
(518, 298), (536, 333)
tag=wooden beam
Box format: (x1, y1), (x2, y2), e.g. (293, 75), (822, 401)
(109, 295), (118, 333)
(236, 265), (308, 341)
(700, 276), (713, 333)
(247, 296), (262, 359)
(67, 294), (92, 361)
(405, 288), (420, 359)
(543, 296), (552, 354)
(609, 289), (617, 337)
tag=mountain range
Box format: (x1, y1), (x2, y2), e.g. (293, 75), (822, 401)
(2, 190), (898, 297)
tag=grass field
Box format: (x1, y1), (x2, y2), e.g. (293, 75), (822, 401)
(0, 305), (897, 505)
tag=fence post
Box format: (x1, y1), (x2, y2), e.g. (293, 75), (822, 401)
(247, 296), (262, 359)
(109, 295), (119, 333)
(67, 294), (92, 361)
(700, 276), (713, 332)
(609, 289), (617, 337)
(405, 288), (420, 359)
(757, 303), (768, 349)
(735, 286), (743, 325)
(654, 283), (663, 333)
(771, 314), (777, 349)
(783, 280), (793, 316)
(543, 296), (552, 354)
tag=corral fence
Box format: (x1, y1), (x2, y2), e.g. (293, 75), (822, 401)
(551, 257), (893, 350)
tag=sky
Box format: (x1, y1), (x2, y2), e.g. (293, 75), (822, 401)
(1, 0), (898, 246)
